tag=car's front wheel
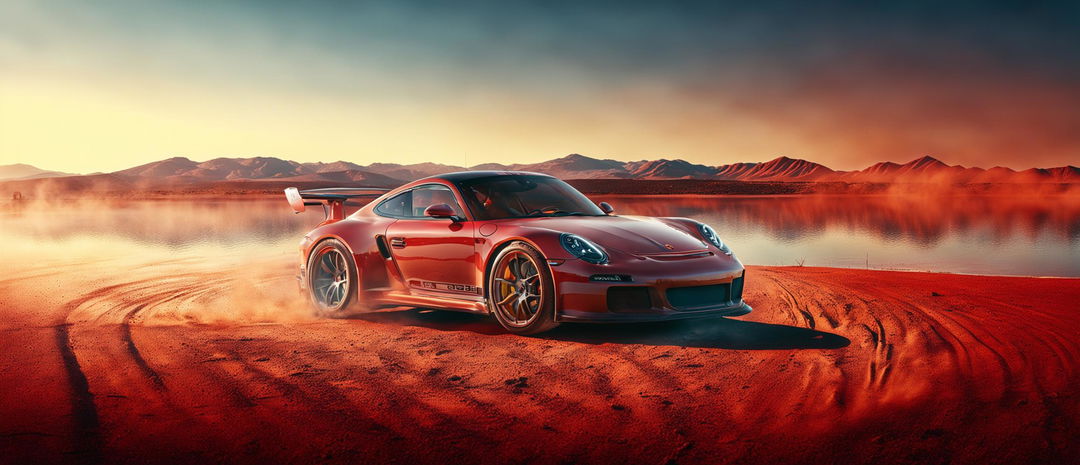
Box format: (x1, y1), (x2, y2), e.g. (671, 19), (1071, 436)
(487, 242), (559, 335)
(306, 239), (358, 317)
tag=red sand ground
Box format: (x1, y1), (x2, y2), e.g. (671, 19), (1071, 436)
(1, 262), (1077, 464)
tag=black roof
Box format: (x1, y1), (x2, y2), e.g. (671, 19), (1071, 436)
(422, 170), (554, 182)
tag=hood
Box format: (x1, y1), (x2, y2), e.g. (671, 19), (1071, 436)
(521, 216), (708, 255)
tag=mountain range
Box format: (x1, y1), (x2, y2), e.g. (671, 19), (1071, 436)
(2, 154), (1077, 186)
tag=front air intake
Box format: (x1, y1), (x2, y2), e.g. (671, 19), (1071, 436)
(666, 283), (732, 311)
(606, 287), (653, 313)
(731, 274), (745, 302)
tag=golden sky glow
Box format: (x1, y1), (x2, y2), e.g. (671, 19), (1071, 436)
(2, 1), (1077, 173)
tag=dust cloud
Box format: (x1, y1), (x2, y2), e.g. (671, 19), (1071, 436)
(1, 197), (318, 326)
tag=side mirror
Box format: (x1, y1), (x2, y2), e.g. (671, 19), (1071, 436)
(424, 203), (461, 221)
(598, 202), (615, 215)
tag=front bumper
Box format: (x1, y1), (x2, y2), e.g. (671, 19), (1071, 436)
(550, 253), (751, 323)
(558, 301), (751, 323)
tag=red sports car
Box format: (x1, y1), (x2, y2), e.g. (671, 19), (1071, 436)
(285, 171), (750, 334)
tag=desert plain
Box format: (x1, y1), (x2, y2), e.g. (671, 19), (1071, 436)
(0, 192), (1076, 465)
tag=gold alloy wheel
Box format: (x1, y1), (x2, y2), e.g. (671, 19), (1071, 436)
(491, 250), (544, 327)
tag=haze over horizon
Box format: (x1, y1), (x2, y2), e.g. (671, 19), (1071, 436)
(2, 0), (1078, 174)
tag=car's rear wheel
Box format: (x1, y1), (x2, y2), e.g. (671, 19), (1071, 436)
(306, 239), (358, 317)
(488, 242), (559, 335)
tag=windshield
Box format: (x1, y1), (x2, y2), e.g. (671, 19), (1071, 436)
(456, 175), (605, 220)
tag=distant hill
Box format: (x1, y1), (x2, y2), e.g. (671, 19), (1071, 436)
(0, 163), (72, 181)
(363, 162), (467, 181)
(716, 156), (835, 181)
(116, 156), (402, 186)
(625, 159), (719, 179)
(838, 155), (960, 182)
(836, 156), (1080, 183)
(270, 169), (402, 185)
(504, 154), (631, 179)
(1019, 166), (1080, 182)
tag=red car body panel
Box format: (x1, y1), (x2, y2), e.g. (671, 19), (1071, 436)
(295, 172), (751, 322)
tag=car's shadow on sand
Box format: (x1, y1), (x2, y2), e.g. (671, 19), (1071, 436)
(350, 309), (850, 350)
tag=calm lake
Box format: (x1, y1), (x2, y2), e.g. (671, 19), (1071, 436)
(2, 194), (1077, 277)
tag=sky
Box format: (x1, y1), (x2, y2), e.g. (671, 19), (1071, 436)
(1, 0), (1077, 173)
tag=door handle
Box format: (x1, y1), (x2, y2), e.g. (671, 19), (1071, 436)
(390, 237), (406, 248)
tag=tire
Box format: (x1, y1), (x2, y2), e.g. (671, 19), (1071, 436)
(487, 242), (559, 335)
(305, 239), (359, 318)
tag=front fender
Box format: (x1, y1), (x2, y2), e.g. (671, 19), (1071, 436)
(483, 227), (572, 263)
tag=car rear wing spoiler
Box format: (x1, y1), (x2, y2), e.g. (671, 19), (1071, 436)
(284, 187), (390, 221)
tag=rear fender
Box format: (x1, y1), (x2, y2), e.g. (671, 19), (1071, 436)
(303, 219), (395, 295)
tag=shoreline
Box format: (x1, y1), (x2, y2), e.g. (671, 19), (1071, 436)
(764, 265), (1080, 281)
(2, 175), (1077, 200)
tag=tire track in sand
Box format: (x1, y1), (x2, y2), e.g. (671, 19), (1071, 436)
(119, 304), (165, 391)
(63, 273), (252, 402)
(48, 279), (166, 463)
(53, 272), (250, 462)
(758, 272), (817, 329)
(52, 322), (102, 463)
(19, 260), (1078, 464)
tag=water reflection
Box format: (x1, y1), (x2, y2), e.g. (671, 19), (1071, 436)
(1, 194), (1077, 277)
(595, 195), (1080, 245)
(594, 194), (1080, 276)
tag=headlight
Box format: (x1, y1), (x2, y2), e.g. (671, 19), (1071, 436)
(698, 223), (732, 255)
(560, 233), (608, 264)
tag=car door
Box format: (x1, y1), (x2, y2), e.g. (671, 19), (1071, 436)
(383, 184), (480, 299)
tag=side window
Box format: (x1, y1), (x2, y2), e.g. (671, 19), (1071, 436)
(375, 191), (410, 217)
(409, 185), (465, 218)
